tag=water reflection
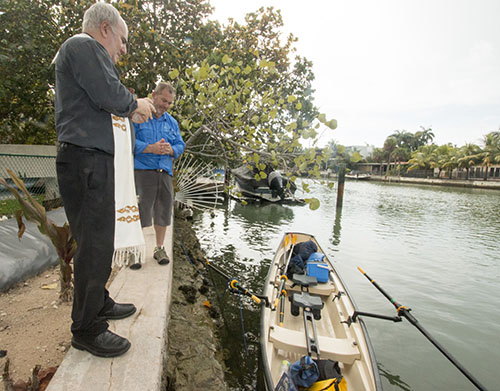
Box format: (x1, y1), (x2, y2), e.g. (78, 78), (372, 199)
(331, 206), (342, 247)
(378, 364), (413, 391)
(192, 180), (500, 391)
(231, 200), (294, 226)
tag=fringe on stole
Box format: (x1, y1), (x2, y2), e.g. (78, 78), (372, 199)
(112, 244), (146, 268)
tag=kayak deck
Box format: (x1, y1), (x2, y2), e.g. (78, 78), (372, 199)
(261, 232), (381, 391)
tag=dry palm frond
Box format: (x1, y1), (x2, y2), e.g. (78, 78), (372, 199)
(174, 154), (224, 211)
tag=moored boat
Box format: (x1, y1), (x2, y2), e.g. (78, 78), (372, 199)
(231, 165), (303, 204)
(345, 173), (371, 180)
(260, 232), (382, 391)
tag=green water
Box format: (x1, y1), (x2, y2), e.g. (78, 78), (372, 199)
(191, 179), (500, 391)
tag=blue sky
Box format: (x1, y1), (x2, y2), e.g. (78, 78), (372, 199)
(210, 0), (500, 148)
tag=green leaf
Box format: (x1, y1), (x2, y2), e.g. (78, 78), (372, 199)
(327, 119), (338, 129)
(168, 69), (179, 79)
(222, 54), (232, 64)
(350, 151), (363, 163)
(304, 198), (320, 210)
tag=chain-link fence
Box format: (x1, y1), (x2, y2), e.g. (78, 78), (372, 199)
(0, 153), (60, 217)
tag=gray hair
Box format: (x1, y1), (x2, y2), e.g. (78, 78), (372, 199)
(82, 2), (121, 33)
(155, 81), (176, 96)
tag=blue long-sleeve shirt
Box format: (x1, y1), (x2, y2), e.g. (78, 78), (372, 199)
(133, 112), (185, 176)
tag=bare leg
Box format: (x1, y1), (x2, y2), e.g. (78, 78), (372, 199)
(154, 224), (167, 248)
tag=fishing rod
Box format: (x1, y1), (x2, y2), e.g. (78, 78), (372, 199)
(273, 233), (297, 309)
(358, 267), (488, 391)
(203, 258), (268, 306)
(175, 227), (267, 306)
(274, 233), (298, 327)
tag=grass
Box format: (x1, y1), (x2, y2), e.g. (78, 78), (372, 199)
(0, 194), (45, 217)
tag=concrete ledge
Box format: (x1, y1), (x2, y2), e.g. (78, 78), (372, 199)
(368, 175), (500, 190)
(0, 144), (57, 156)
(46, 224), (173, 391)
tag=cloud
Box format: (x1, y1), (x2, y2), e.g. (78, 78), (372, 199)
(210, 0), (500, 147)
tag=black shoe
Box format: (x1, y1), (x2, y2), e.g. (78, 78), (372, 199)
(100, 303), (136, 320)
(129, 263), (142, 270)
(127, 252), (142, 270)
(72, 330), (131, 358)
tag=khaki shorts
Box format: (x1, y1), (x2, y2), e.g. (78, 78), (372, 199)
(134, 170), (173, 228)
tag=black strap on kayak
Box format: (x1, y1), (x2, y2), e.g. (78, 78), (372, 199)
(344, 311), (402, 327)
(291, 291), (324, 358)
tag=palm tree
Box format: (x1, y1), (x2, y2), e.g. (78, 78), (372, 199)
(414, 126), (435, 149)
(433, 144), (456, 178)
(442, 147), (460, 178)
(457, 143), (481, 179)
(390, 130), (413, 148)
(383, 136), (397, 173)
(480, 131), (500, 179)
(467, 131), (500, 180)
(368, 147), (386, 163)
(407, 144), (437, 173)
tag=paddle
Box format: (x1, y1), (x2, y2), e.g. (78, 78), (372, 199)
(358, 267), (488, 391)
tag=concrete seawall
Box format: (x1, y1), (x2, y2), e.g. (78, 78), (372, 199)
(45, 215), (227, 391)
(365, 175), (500, 190)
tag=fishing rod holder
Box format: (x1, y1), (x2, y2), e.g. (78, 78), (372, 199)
(344, 310), (402, 327)
(255, 294), (271, 307)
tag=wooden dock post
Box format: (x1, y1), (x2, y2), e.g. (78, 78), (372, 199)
(336, 165), (345, 208)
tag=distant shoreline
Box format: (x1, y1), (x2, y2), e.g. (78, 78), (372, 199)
(363, 175), (500, 190)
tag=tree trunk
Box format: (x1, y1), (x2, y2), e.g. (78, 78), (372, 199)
(223, 166), (231, 200)
(59, 258), (73, 302)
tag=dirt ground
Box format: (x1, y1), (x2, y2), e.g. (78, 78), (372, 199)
(0, 215), (226, 390)
(0, 265), (72, 386)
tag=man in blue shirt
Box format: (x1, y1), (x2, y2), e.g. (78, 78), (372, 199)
(133, 82), (185, 268)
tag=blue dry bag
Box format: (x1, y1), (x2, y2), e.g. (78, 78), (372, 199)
(290, 356), (319, 388)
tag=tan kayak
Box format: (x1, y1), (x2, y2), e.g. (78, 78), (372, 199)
(260, 232), (383, 390)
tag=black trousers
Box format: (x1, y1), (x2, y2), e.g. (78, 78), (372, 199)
(56, 143), (115, 337)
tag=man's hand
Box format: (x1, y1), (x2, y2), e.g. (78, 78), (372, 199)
(131, 98), (155, 123)
(143, 139), (174, 155)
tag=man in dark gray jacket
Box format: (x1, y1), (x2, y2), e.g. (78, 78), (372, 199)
(55, 2), (154, 357)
